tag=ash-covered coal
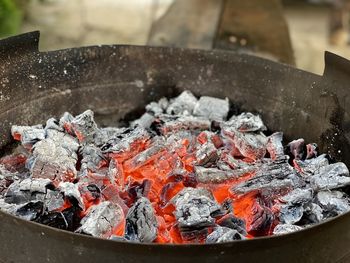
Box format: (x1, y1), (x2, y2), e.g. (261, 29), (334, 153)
(0, 90), (349, 244)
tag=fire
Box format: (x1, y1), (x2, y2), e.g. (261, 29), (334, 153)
(2, 91), (348, 244)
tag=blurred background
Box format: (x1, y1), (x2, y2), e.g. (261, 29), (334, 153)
(1, 0), (350, 74)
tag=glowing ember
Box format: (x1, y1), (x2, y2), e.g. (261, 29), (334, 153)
(0, 90), (350, 244)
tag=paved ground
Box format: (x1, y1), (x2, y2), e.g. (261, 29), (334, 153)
(19, 0), (350, 74)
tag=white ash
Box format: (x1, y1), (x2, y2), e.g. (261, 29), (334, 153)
(316, 191), (350, 217)
(101, 127), (150, 154)
(273, 224), (303, 235)
(310, 162), (350, 191)
(266, 132), (285, 160)
(11, 124), (45, 148)
(58, 182), (84, 210)
(193, 96), (229, 121)
(76, 201), (123, 238)
(206, 226), (245, 243)
(280, 188), (313, 205)
(30, 138), (78, 181)
(161, 116), (211, 134)
(295, 154), (329, 176)
(166, 90), (198, 116)
(45, 118), (63, 132)
(131, 112), (155, 129)
(195, 141), (219, 167)
(173, 187), (221, 229)
(125, 197), (158, 243)
(195, 166), (252, 184)
(70, 110), (98, 143)
(226, 112), (266, 132)
(125, 138), (166, 171)
(279, 204), (304, 224)
(18, 178), (53, 193)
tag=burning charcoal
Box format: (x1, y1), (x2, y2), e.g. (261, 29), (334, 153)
(266, 132), (284, 160)
(30, 132), (79, 181)
(285, 138), (306, 160)
(131, 113), (155, 129)
(77, 201), (124, 238)
(236, 194), (274, 236)
(161, 116), (211, 134)
(273, 224), (303, 235)
(146, 101), (165, 116)
(216, 151), (249, 171)
(166, 90), (198, 115)
(125, 197), (158, 242)
(4, 181), (32, 204)
(306, 143), (318, 159)
(45, 118), (63, 132)
(37, 206), (81, 231)
(173, 187), (221, 229)
(80, 144), (106, 172)
(222, 125), (267, 160)
(11, 124), (45, 148)
(316, 191), (350, 217)
(107, 159), (123, 186)
(226, 112), (266, 132)
(279, 204), (304, 224)
(310, 162), (350, 191)
(101, 127), (150, 154)
(280, 188), (313, 205)
(302, 203), (324, 223)
(195, 166), (253, 184)
(59, 182), (84, 210)
(18, 178), (53, 193)
(0, 198), (19, 214)
(217, 214), (247, 235)
(231, 160), (297, 196)
(93, 127), (130, 146)
(59, 112), (74, 128)
(16, 201), (44, 221)
(124, 138), (165, 171)
(294, 154), (329, 176)
(193, 96), (229, 121)
(70, 110), (98, 143)
(195, 141), (219, 167)
(232, 131), (267, 160)
(44, 190), (64, 212)
(206, 226), (245, 243)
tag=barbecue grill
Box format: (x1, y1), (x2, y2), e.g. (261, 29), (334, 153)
(1, 31), (350, 263)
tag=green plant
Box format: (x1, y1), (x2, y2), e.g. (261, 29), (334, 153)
(0, 0), (21, 38)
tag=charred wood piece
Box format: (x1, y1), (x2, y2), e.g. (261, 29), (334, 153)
(161, 116), (211, 134)
(206, 226), (245, 243)
(193, 96), (229, 121)
(173, 187), (221, 230)
(77, 201), (123, 238)
(316, 191), (350, 217)
(294, 154), (329, 176)
(125, 197), (158, 242)
(217, 214), (247, 235)
(166, 90), (197, 116)
(273, 224), (303, 235)
(285, 138), (306, 161)
(11, 124), (45, 148)
(310, 162), (350, 191)
(59, 182), (84, 210)
(266, 132), (284, 160)
(226, 112), (266, 132)
(16, 201), (44, 221)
